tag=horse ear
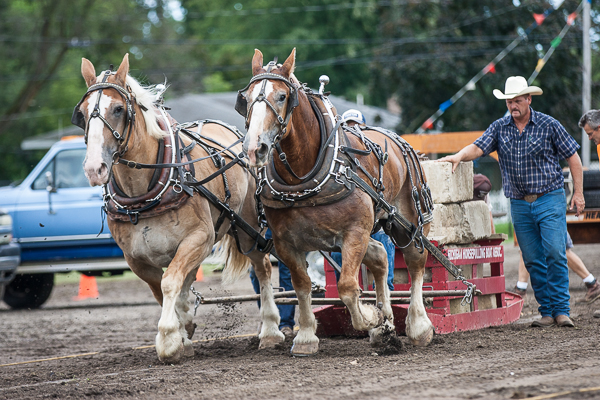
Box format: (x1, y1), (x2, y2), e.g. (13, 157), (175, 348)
(81, 58), (97, 88)
(279, 48), (296, 78)
(114, 53), (130, 86)
(252, 49), (265, 76)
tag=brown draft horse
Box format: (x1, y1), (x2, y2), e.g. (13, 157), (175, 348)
(75, 54), (287, 363)
(240, 49), (434, 355)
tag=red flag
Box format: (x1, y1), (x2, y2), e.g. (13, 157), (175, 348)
(484, 62), (496, 74)
(533, 13), (546, 25)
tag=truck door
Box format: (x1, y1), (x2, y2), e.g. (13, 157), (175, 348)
(14, 148), (112, 261)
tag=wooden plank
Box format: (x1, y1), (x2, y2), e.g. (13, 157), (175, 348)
(402, 131), (498, 160)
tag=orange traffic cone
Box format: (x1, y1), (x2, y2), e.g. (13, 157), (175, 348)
(195, 267), (204, 282)
(73, 274), (99, 300)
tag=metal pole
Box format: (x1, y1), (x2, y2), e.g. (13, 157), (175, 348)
(582, 0), (592, 167)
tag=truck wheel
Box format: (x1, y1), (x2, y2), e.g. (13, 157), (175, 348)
(3, 273), (54, 309)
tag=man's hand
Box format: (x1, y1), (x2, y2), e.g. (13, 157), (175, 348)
(436, 154), (462, 173)
(570, 191), (585, 217)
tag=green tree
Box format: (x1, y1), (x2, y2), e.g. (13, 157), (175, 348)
(0, 0), (193, 182)
(179, 0), (381, 101)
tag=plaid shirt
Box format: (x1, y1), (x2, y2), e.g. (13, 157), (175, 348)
(474, 108), (579, 199)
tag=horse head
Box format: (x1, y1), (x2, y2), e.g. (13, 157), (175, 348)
(239, 48), (299, 167)
(74, 54), (164, 187)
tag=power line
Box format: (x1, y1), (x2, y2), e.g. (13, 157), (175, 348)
(0, 0), (448, 23)
(415, 1), (579, 132)
(0, 33), (574, 46)
(1, 43), (581, 122)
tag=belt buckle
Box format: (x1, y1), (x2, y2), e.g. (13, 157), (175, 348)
(524, 194), (537, 203)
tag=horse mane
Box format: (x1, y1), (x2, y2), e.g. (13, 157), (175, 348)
(126, 75), (167, 139)
(288, 72), (300, 87)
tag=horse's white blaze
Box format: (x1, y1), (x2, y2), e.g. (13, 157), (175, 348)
(83, 92), (112, 185)
(246, 81), (273, 165)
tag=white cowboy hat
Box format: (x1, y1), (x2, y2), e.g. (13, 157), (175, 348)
(493, 76), (543, 100)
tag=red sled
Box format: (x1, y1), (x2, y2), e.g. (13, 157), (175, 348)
(314, 236), (524, 337)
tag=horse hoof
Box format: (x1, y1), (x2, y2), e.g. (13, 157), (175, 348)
(409, 325), (434, 347)
(183, 341), (194, 357)
(369, 320), (396, 347)
(157, 344), (184, 364)
(291, 341), (319, 356)
(259, 334), (284, 349)
(185, 322), (197, 340)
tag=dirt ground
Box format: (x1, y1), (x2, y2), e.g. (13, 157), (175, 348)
(1, 243), (599, 400)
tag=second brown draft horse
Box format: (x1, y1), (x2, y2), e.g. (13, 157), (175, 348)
(238, 48), (434, 355)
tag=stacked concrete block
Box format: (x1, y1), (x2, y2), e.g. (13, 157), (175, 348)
(421, 160), (473, 204)
(422, 161), (493, 245)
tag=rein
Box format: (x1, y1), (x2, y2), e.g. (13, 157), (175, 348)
(117, 136), (244, 170)
(272, 94), (329, 182)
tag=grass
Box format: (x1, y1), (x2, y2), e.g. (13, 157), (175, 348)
(494, 221), (515, 245)
(54, 263), (221, 285)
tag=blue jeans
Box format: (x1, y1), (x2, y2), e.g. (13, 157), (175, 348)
(249, 229), (295, 329)
(511, 188), (570, 317)
(331, 231), (395, 291)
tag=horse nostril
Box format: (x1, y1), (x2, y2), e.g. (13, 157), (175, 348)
(257, 143), (269, 159)
(97, 163), (108, 177)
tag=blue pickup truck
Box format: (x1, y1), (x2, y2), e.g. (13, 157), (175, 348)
(0, 136), (125, 309)
(0, 208), (20, 302)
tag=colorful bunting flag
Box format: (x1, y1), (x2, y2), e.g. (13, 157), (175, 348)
(484, 62), (496, 74)
(415, 1), (584, 134)
(421, 119), (434, 130)
(535, 59), (545, 72)
(533, 13), (546, 25)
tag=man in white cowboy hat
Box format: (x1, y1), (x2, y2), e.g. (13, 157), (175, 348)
(439, 76), (585, 328)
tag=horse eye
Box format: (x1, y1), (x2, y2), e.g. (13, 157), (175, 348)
(114, 106), (124, 115)
(278, 94), (286, 102)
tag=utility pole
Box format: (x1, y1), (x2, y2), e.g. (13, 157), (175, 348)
(582, 0), (591, 167)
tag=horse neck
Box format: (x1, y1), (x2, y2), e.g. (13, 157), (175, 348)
(112, 116), (160, 197)
(274, 94), (320, 184)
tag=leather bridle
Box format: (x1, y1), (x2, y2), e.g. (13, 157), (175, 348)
(235, 60), (299, 144)
(71, 68), (136, 159)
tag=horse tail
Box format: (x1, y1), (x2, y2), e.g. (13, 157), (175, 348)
(218, 235), (252, 285)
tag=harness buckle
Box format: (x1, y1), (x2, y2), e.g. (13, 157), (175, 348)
(279, 152), (287, 162)
(172, 179), (183, 194)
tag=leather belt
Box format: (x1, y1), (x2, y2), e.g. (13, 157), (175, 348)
(522, 191), (549, 203)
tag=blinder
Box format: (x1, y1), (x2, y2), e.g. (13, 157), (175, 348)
(286, 88), (299, 116)
(71, 107), (86, 130)
(234, 91), (248, 118)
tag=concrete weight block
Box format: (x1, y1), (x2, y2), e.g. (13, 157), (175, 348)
(421, 160), (473, 204)
(428, 200), (492, 245)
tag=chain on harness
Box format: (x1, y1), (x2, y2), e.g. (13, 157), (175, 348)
(337, 125), (475, 305)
